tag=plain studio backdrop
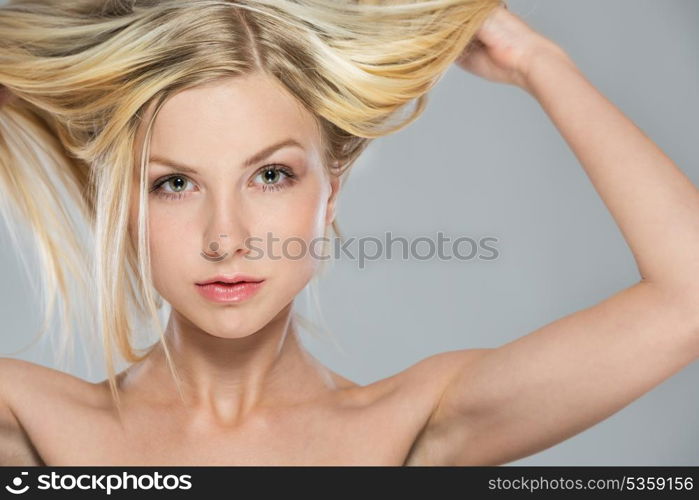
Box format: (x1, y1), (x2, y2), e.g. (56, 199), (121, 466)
(1, 0), (697, 465)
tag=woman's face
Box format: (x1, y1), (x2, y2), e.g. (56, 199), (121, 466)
(130, 72), (339, 338)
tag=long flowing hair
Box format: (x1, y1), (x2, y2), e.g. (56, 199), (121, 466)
(0, 0), (502, 416)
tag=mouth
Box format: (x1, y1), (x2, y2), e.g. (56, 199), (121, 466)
(196, 280), (263, 288)
(197, 280), (262, 286)
(195, 274), (264, 286)
(195, 279), (266, 304)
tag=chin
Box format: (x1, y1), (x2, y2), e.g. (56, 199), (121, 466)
(203, 327), (257, 340)
(199, 306), (259, 331)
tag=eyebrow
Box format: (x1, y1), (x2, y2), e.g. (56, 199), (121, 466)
(148, 138), (305, 174)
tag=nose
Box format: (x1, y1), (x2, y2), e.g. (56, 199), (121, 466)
(201, 195), (251, 262)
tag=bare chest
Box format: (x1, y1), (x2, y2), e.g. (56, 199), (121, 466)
(19, 395), (421, 466)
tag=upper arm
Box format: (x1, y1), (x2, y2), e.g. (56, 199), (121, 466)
(405, 281), (699, 465)
(0, 358), (45, 465)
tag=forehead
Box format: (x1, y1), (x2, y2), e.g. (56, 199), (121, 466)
(139, 72), (322, 166)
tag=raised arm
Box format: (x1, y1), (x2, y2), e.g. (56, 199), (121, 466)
(406, 6), (699, 465)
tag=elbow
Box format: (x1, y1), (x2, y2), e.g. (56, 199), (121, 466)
(648, 281), (699, 357)
(675, 286), (699, 345)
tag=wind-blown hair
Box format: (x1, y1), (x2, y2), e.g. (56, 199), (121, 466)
(0, 0), (502, 415)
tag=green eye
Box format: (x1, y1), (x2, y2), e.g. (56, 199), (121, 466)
(253, 164), (297, 192)
(150, 174), (194, 200)
(167, 176), (188, 191)
(261, 168), (282, 184)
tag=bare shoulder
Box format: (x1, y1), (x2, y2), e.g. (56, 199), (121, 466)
(0, 357), (99, 404)
(371, 350), (489, 398)
(0, 357), (101, 465)
(0, 358), (48, 465)
(398, 349), (494, 466)
(353, 349), (492, 465)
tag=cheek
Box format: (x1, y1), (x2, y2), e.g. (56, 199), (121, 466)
(261, 187), (327, 263)
(146, 208), (199, 291)
(276, 193), (325, 235)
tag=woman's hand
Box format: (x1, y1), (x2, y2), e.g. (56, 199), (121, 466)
(455, 4), (569, 91)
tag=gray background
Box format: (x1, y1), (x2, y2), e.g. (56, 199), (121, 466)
(1, 0), (697, 464)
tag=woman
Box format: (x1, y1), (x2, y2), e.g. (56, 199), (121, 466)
(0, 0), (697, 466)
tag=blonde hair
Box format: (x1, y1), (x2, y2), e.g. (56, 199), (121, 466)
(0, 0), (502, 416)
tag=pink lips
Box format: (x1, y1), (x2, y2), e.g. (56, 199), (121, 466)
(195, 280), (264, 304)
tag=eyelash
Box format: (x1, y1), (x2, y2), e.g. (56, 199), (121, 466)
(149, 164), (297, 201)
